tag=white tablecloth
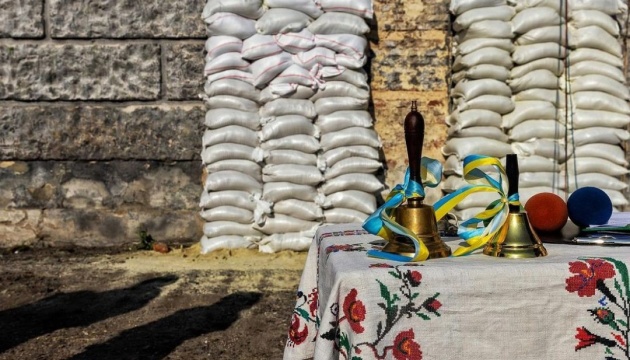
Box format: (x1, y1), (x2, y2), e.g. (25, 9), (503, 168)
(283, 223), (630, 360)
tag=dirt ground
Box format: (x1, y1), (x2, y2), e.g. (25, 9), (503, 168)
(0, 244), (308, 360)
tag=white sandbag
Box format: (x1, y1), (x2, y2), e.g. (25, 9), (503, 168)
(574, 144), (628, 166)
(450, 0), (507, 15)
(511, 139), (568, 161)
(448, 126), (509, 142)
(322, 145), (380, 167)
(264, 149), (318, 166)
(512, 7), (562, 35)
(454, 192), (501, 210)
(453, 64), (511, 82)
(456, 38), (514, 55)
(260, 98), (317, 118)
(203, 221), (262, 237)
(316, 110), (373, 133)
(260, 115), (318, 141)
(453, 5), (515, 32)
(310, 81), (369, 101)
(571, 109), (630, 129)
(204, 52), (249, 76)
(567, 157), (629, 176)
(517, 155), (560, 173)
(255, 214), (320, 234)
(512, 43), (566, 64)
(319, 0), (373, 18)
(256, 8), (312, 35)
(205, 12), (257, 39)
(571, 127), (630, 146)
(601, 189), (629, 207)
(314, 34), (367, 59)
(502, 101), (558, 129)
(519, 187), (567, 206)
(509, 120), (565, 141)
(572, 91), (630, 114)
(515, 25), (568, 46)
(292, 47), (337, 68)
(204, 79), (260, 103)
(264, 0), (323, 18)
(568, 48), (624, 68)
(320, 173), (384, 195)
(565, 173), (628, 192)
(569, 60), (625, 82)
(200, 206), (255, 223)
(567, 0), (627, 15)
(446, 109), (503, 129)
(456, 20), (513, 42)
(452, 48), (513, 71)
(315, 97), (368, 115)
(201, 143), (258, 164)
(324, 208), (368, 223)
(205, 108), (260, 130)
(206, 69), (254, 85)
(321, 190), (377, 214)
(263, 164), (323, 185)
(451, 79), (512, 100)
(202, 126), (259, 148)
(258, 232), (313, 253)
(509, 69), (559, 92)
(273, 199), (324, 221)
(569, 26), (622, 58)
(251, 52), (293, 88)
(570, 10), (619, 36)
(274, 29), (316, 54)
(259, 84), (316, 103)
(199, 190), (256, 210)
(319, 67), (369, 89)
(260, 134), (321, 153)
(518, 171), (561, 188)
(262, 182), (321, 203)
(202, 0), (264, 19)
(443, 155), (463, 176)
(200, 235), (259, 254)
(205, 36), (243, 59)
(442, 175), (466, 193)
(204, 170), (262, 193)
(513, 88), (565, 107)
(513, 0), (563, 13)
(510, 57), (564, 78)
(320, 127), (380, 152)
(442, 137), (513, 159)
(454, 95), (514, 114)
(335, 53), (367, 69)
(206, 159), (262, 181)
(307, 12), (369, 35)
(325, 156), (382, 179)
(568, 75), (630, 100)
(241, 34), (283, 60)
(204, 95), (259, 113)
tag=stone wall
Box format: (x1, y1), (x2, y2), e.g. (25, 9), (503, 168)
(0, 0), (454, 248)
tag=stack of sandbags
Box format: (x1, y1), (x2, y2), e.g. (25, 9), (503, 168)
(506, 1), (568, 205)
(562, 0), (630, 208)
(444, 0), (515, 219)
(200, 0), (268, 253)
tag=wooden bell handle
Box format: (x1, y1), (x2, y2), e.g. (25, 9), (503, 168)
(506, 154), (520, 212)
(404, 101), (424, 185)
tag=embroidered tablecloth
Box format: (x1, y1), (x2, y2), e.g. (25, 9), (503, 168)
(283, 223), (630, 360)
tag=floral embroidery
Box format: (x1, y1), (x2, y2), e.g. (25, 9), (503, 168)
(326, 243), (367, 258)
(566, 258), (630, 359)
(287, 288), (319, 347)
(393, 329), (422, 360)
(288, 314), (309, 346)
(343, 289), (366, 334)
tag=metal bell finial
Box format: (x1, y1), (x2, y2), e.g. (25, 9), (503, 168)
(482, 154), (548, 258)
(381, 101), (452, 259)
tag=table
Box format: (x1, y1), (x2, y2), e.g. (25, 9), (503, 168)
(283, 223), (630, 360)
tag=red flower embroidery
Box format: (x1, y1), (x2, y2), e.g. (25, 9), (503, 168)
(308, 288), (318, 317)
(423, 298), (442, 313)
(289, 314), (308, 346)
(566, 259), (616, 297)
(343, 288), (366, 334)
(575, 327), (597, 350)
(393, 329), (422, 360)
(405, 270), (422, 287)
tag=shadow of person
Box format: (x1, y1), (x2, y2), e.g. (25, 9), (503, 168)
(68, 291), (262, 360)
(0, 274), (178, 353)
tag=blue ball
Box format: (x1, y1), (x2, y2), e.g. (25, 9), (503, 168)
(567, 187), (613, 227)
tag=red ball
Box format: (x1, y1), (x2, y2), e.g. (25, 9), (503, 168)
(524, 192), (569, 232)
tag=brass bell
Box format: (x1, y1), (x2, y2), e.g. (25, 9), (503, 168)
(381, 101), (452, 260)
(482, 154), (548, 258)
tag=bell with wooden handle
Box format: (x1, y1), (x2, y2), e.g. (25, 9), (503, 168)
(381, 101), (452, 259)
(483, 154), (548, 258)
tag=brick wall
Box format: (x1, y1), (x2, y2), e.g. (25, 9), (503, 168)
(0, 0), (453, 248)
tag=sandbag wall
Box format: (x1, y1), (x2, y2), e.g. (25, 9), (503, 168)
(199, 0), (382, 254)
(445, 0), (630, 219)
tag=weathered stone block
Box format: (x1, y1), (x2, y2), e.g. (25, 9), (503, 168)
(0, 0), (44, 38)
(165, 43), (205, 100)
(0, 104), (204, 160)
(49, 0), (207, 38)
(0, 210), (41, 247)
(374, 0), (449, 32)
(0, 44), (160, 100)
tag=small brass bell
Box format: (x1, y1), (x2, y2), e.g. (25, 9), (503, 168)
(483, 154), (548, 258)
(381, 101), (452, 260)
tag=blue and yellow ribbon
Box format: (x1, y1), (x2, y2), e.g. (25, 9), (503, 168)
(362, 157), (443, 262)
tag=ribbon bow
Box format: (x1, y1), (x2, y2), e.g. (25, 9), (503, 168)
(363, 157), (443, 262)
(433, 154), (520, 256)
